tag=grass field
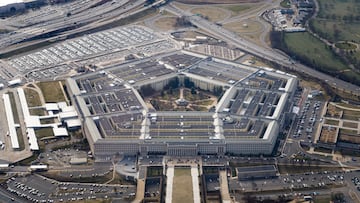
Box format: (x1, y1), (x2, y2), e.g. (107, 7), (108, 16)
(154, 16), (178, 31)
(8, 92), (20, 123)
(191, 7), (228, 22)
(278, 164), (340, 174)
(42, 170), (131, 185)
(223, 19), (262, 33)
(324, 119), (339, 126)
(35, 128), (54, 139)
(342, 109), (360, 120)
(336, 103), (360, 109)
(335, 42), (357, 50)
(280, 0), (291, 8)
(310, 19), (360, 43)
(16, 128), (25, 150)
(40, 118), (56, 125)
(284, 32), (348, 72)
(222, 4), (255, 16)
(37, 81), (66, 103)
(173, 168), (193, 203)
(314, 196), (331, 203)
(343, 121), (358, 129)
(24, 88), (42, 107)
(147, 166), (163, 177)
(317, 0), (360, 19)
(283, 32), (360, 81)
(339, 128), (358, 135)
(29, 108), (46, 116)
(309, 0), (360, 75)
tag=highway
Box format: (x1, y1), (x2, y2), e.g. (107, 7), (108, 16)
(0, 0), (146, 52)
(164, 3), (360, 95)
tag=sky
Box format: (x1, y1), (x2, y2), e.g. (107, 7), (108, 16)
(0, 0), (24, 7)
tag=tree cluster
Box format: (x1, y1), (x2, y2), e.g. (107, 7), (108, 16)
(174, 16), (192, 27)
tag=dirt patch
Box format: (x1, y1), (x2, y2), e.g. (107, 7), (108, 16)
(324, 119), (339, 126)
(154, 16), (178, 31)
(176, 0), (262, 4)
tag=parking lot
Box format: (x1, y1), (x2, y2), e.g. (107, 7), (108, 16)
(288, 88), (324, 143)
(4, 174), (135, 202)
(7, 25), (164, 80)
(230, 170), (345, 193)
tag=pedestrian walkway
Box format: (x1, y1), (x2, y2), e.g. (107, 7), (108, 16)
(191, 166), (201, 203)
(219, 170), (231, 203)
(165, 166), (174, 203)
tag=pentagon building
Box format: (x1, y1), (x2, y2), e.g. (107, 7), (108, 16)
(67, 50), (297, 159)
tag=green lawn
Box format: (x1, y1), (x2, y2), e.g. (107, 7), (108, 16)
(310, 19), (360, 43)
(280, 0), (291, 8)
(147, 166), (163, 177)
(284, 32), (360, 81)
(24, 88), (42, 107)
(309, 0), (360, 76)
(29, 108), (46, 116)
(40, 118), (56, 125)
(339, 128), (358, 135)
(7, 92), (20, 124)
(324, 119), (339, 126)
(314, 196), (331, 203)
(335, 42), (357, 50)
(318, 0), (360, 18)
(173, 168), (193, 203)
(37, 81), (66, 103)
(284, 32), (349, 72)
(35, 128), (54, 139)
(223, 4), (253, 14)
(16, 128), (25, 150)
(278, 164), (341, 174)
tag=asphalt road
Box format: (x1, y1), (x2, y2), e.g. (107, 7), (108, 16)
(0, 0), (146, 54)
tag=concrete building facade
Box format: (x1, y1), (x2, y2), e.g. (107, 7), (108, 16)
(66, 50), (298, 159)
